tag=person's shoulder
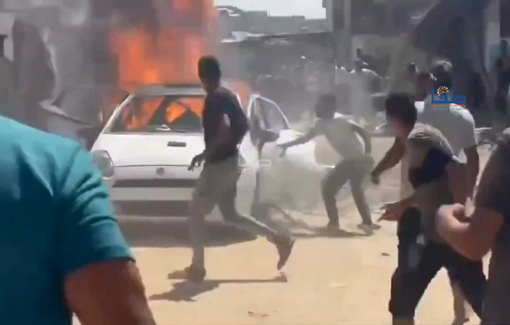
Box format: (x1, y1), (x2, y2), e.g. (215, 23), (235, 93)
(409, 123), (453, 153)
(0, 117), (85, 195)
(207, 87), (239, 106)
(0, 117), (81, 156)
(408, 123), (444, 143)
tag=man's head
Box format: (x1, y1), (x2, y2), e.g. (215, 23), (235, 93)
(315, 94), (337, 119)
(430, 60), (453, 90)
(354, 59), (364, 72)
(356, 47), (362, 58)
(385, 94), (417, 139)
(415, 72), (434, 99)
(198, 55), (221, 92)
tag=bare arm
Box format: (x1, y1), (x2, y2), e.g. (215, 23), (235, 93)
(59, 147), (156, 325)
(65, 261), (156, 325)
(280, 128), (317, 148)
(437, 142), (510, 260)
(437, 204), (503, 260)
(371, 137), (406, 177)
(465, 146), (480, 197)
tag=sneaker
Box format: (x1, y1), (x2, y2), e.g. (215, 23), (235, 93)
(183, 265), (206, 283)
(357, 223), (380, 234)
(358, 223), (381, 230)
(275, 235), (295, 270)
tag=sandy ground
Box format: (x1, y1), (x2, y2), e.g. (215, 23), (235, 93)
(114, 143), (492, 325)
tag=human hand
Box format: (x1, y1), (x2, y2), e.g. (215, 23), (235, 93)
(438, 204), (468, 224)
(188, 152), (205, 171)
(370, 172), (380, 185)
(277, 144), (288, 157)
(379, 201), (405, 222)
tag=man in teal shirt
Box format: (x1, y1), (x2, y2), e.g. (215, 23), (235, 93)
(0, 116), (156, 325)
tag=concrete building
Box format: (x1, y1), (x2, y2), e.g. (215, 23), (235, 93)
(216, 5), (327, 38)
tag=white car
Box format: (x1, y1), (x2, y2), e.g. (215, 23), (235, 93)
(91, 84), (328, 220)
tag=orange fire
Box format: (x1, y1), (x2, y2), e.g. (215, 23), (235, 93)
(109, 0), (216, 129)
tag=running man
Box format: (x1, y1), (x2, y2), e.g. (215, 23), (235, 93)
(379, 94), (486, 325)
(184, 56), (295, 283)
(372, 65), (479, 325)
(278, 94), (378, 233)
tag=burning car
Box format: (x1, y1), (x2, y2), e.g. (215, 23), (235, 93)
(91, 84), (327, 219)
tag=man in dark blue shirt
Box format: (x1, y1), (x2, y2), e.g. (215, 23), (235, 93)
(0, 117), (156, 325)
(184, 56), (295, 283)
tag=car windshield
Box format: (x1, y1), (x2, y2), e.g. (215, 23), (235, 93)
(109, 94), (204, 133)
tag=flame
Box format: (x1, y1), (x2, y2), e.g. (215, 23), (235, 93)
(109, 0), (216, 129)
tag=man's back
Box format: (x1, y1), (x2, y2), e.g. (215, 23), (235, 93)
(0, 117), (132, 324)
(202, 86), (248, 163)
(406, 123), (455, 243)
(419, 97), (477, 160)
(314, 113), (365, 161)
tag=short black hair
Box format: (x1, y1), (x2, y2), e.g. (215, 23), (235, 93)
(198, 55), (221, 80)
(431, 60), (453, 89)
(385, 93), (417, 126)
(317, 94), (337, 108)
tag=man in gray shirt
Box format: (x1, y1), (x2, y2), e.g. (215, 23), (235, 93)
(380, 94), (486, 325)
(372, 64), (480, 324)
(438, 129), (510, 325)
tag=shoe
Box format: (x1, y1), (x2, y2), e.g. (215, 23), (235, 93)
(357, 223), (379, 235)
(275, 235), (295, 270)
(358, 223), (381, 231)
(183, 265), (206, 283)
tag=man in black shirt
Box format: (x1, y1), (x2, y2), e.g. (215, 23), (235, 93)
(183, 56), (295, 283)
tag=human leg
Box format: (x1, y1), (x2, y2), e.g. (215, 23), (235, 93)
(217, 161), (295, 270)
(449, 279), (470, 325)
(444, 246), (487, 319)
(185, 164), (224, 281)
(389, 241), (444, 324)
(397, 208), (422, 271)
(348, 161), (373, 226)
(321, 160), (350, 228)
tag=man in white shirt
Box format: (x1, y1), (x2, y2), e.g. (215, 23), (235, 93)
(350, 59), (382, 125)
(278, 94), (378, 233)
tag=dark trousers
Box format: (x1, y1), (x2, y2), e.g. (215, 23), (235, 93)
(321, 158), (372, 225)
(389, 210), (487, 322)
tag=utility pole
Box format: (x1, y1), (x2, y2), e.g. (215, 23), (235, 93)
(343, 0), (352, 66)
(331, 0), (352, 66)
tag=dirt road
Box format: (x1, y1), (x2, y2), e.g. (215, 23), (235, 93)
(129, 211), (481, 325)
(104, 141), (492, 325)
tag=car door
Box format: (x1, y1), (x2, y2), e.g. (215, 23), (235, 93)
(255, 96), (325, 209)
(254, 96), (300, 204)
(234, 96), (260, 215)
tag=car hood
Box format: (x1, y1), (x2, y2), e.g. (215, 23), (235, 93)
(91, 133), (205, 167)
